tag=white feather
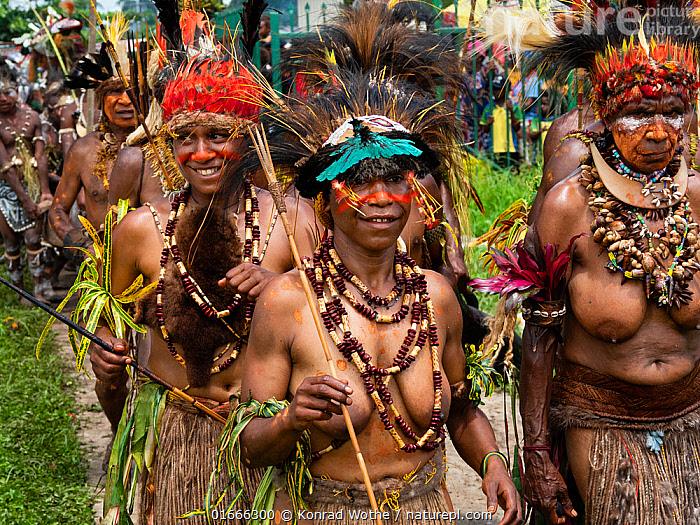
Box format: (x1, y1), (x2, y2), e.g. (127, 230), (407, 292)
(479, 5), (559, 57)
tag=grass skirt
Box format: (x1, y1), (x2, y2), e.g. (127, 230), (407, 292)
(550, 360), (700, 525)
(138, 395), (265, 524)
(298, 452), (452, 525)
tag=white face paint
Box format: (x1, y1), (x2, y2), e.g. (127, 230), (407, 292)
(613, 113), (684, 133)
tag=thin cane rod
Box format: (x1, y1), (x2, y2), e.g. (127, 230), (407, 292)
(453, 0), (479, 110)
(87, 0), (175, 191)
(250, 126), (383, 523)
(0, 276), (226, 424)
(577, 69), (584, 130)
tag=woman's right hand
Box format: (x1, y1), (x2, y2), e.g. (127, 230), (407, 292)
(285, 375), (353, 432)
(89, 326), (131, 385)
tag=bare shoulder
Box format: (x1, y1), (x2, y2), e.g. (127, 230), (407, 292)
(113, 200), (165, 241)
(113, 145), (143, 168)
(69, 131), (101, 156)
(286, 193), (316, 226)
(422, 269), (461, 319)
(255, 269), (307, 315)
(536, 175), (589, 246)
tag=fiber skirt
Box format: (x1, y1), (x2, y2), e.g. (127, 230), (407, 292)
(138, 395), (264, 525)
(283, 451), (453, 525)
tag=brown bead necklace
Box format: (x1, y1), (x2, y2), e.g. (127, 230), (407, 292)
(151, 180), (277, 374)
(305, 237), (445, 455)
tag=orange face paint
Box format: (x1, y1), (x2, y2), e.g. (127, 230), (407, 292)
(335, 190), (413, 213)
(176, 149), (241, 165)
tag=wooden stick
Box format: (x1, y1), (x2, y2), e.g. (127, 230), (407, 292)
(453, 0), (479, 110)
(88, 0), (175, 191)
(249, 126), (383, 524)
(0, 276), (227, 424)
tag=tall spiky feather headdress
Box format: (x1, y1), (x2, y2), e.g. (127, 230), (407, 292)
(482, 0), (700, 119)
(64, 12), (130, 103)
(282, 1), (457, 95)
(255, 73), (464, 200)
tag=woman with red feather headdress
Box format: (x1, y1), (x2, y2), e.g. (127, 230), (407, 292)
(88, 2), (319, 522)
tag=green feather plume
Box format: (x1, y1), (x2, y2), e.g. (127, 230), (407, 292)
(317, 120), (423, 182)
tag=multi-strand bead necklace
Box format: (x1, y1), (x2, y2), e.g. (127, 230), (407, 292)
(150, 180), (277, 375)
(305, 237), (444, 457)
(582, 140), (700, 308)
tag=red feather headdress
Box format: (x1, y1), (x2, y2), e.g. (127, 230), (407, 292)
(161, 56), (263, 132)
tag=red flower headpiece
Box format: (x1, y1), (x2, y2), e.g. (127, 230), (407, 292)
(593, 38), (700, 120)
(161, 57), (263, 127)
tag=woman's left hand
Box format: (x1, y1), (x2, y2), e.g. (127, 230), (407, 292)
(482, 458), (523, 525)
(218, 263), (277, 301)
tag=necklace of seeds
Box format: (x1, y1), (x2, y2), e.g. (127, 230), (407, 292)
(305, 237), (445, 454)
(581, 147), (700, 308)
(3, 107), (32, 138)
(152, 179), (277, 374)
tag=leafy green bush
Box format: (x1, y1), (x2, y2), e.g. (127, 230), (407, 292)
(467, 159), (540, 315)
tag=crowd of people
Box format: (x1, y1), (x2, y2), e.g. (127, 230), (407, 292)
(3, 0), (700, 524)
(462, 50), (559, 171)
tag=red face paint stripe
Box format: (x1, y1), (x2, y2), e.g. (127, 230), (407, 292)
(336, 191), (413, 213)
(190, 150), (218, 162)
(177, 150), (240, 165)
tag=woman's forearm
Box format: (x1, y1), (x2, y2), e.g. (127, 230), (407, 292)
(240, 406), (306, 469)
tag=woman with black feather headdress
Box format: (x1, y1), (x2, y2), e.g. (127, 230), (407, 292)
(279, 0), (480, 325)
(477, 2), (700, 523)
(230, 71), (521, 524)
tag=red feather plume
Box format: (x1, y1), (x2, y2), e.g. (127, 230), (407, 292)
(161, 57), (263, 122)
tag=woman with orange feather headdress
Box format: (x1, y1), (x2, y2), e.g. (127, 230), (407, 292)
(474, 1), (700, 523)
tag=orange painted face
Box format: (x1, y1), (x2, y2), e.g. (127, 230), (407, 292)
(329, 172), (412, 252)
(173, 126), (244, 197)
(102, 89), (136, 129)
(607, 95), (685, 174)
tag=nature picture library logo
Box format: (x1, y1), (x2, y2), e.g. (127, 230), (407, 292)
(482, 4), (700, 40)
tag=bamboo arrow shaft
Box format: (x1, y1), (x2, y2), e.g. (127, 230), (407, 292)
(0, 276), (226, 424)
(249, 126), (382, 524)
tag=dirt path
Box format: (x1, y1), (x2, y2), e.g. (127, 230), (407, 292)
(445, 392), (521, 524)
(57, 314), (520, 525)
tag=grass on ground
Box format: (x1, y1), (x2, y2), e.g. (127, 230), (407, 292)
(0, 270), (94, 525)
